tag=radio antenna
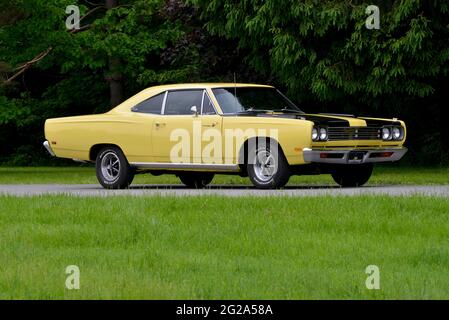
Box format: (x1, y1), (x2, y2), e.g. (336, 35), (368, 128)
(233, 72), (237, 111)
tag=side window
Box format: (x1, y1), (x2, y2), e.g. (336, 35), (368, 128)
(132, 93), (164, 114)
(164, 90), (203, 115)
(202, 92), (216, 115)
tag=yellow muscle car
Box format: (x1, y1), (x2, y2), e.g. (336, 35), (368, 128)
(43, 83), (407, 189)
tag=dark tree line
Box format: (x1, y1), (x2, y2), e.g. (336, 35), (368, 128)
(0, 0), (448, 165)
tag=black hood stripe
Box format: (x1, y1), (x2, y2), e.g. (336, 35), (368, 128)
(361, 118), (402, 127)
(300, 114), (350, 127)
(224, 113), (401, 127)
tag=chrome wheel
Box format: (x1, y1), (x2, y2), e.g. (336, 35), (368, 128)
(96, 146), (134, 189)
(253, 148), (277, 182)
(100, 152), (121, 182)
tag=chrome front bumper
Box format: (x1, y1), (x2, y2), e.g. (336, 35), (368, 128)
(43, 140), (55, 157)
(303, 147), (407, 164)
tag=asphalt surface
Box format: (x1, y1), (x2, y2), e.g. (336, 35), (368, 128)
(0, 184), (449, 197)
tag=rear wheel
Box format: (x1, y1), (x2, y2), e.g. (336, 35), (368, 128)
(95, 146), (134, 189)
(178, 172), (214, 188)
(331, 163), (373, 187)
(247, 140), (290, 189)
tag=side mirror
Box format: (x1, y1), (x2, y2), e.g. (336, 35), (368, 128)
(190, 105), (198, 116)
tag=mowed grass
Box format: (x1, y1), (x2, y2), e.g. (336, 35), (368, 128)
(0, 195), (448, 299)
(0, 165), (449, 185)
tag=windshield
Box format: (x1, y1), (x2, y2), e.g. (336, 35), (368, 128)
(212, 87), (302, 114)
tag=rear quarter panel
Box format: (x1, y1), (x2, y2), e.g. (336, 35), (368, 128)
(44, 113), (155, 162)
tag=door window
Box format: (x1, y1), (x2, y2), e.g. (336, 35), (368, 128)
(164, 90), (203, 115)
(202, 92), (216, 115)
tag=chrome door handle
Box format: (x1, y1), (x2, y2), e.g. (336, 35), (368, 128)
(202, 122), (218, 128)
(155, 122), (166, 127)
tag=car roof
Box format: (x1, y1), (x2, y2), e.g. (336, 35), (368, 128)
(110, 83), (275, 114)
(146, 83), (274, 90)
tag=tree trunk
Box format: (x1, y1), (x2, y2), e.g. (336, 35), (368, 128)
(439, 78), (449, 162)
(105, 0), (124, 107)
(107, 57), (124, 107)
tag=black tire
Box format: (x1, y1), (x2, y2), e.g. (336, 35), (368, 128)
(246, 140), (290, 189)
(95, 146), (135, 189)
(331, 163), (373, 187)
(178, 172), (214, 188)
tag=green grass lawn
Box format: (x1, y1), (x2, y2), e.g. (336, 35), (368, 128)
(0, 195), (448, 299)
(0, 165), (449, 185)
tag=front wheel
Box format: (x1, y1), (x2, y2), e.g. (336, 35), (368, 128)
(95, 146), (135, 189)
(178, 172), (214, 188)
(247, 141), (290, 189)
(331, 163), (373, 187)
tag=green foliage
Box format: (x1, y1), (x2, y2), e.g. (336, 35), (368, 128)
(190, 0), (449, 163)
(1, 0), (449, 164)
(0, 0), (243, 164)
(191, 0), (449, 101)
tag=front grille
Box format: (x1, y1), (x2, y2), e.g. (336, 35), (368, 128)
(327, 127), (381, 141)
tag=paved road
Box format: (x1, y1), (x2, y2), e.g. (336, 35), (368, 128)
(0, 184), (449, 197)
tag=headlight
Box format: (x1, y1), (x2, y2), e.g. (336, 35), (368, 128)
(392, 127), (402, 140)
(319, 127), (328, 141)
(381, 127), (391, 140)
(312, 127), (318, 141)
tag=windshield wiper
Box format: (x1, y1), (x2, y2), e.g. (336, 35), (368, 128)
(234, 108), (303, 114)
(281, 108), (303, 113)
(236, 109), (274, 114)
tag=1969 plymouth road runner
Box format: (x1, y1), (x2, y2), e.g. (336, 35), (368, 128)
(44, 83), (407, 189)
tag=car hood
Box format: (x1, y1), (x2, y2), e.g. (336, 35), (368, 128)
(301, 113), (402, 127)
(242, 112), (402, 127)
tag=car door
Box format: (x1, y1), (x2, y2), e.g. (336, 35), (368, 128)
(151, 89), (222, 164)
(199, 90), (222, 164)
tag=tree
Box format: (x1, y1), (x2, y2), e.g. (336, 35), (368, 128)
(1, 0), (449, 164)
(0, 0), (249, 164)
(191, 0), (449, 163)
(105, 0), (124, 106)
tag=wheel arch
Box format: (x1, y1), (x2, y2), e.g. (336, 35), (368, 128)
(237, 136), (287, 174)
(89, 143), (125, 162)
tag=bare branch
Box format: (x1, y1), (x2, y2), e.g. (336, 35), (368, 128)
(70, 24), (92, 34)
(5, 47), (53, 83)
(2, 5), (103, 84)
(347, 0), (357, 9)
(84, 0), (103, 6)
(79, 5), (106, 24)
